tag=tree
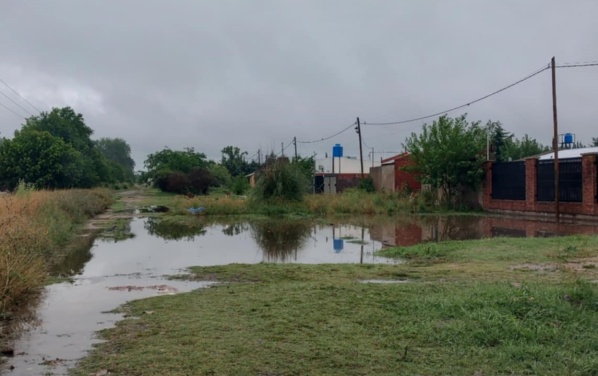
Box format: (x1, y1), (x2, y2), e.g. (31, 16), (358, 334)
(95, 138), (135, 182)
(501, 134), (549, 160)
(221, 146), (251, 177)
(403, 115), (485, 204)
(0, 130), (80, 190)
(21, 107), (111, 186)
(487, 121), (513, 162)
(143, 147), (215, 194)
(144, 147), (208, 180)
(592, 137), (598, 147)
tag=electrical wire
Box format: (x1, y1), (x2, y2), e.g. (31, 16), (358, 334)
(0, 100), (26, 119)
(297, 122), (357, 144)
(0, 78), (42, 113)
(556, 62), (598, 68)
(0, 90), (35, 116)
(363, 63), (551, 126)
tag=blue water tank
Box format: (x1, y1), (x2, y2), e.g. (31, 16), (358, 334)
(332, 144), (343, 158)
(564, 133), (573, 144)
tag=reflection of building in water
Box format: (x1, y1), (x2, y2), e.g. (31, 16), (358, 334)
(369, 216), (598, 246)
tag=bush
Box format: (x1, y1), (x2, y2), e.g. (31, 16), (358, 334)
(252, 159), (308, 203)
(155, 168), (215, 195)
(230, 175), (249, 195)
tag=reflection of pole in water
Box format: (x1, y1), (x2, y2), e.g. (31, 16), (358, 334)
(360, 227), (365, 264)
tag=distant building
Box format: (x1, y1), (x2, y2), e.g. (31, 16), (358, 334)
(370, 153), (421, 193)
(313, 156), (380, 194)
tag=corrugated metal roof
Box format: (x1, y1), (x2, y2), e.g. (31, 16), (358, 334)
(538, 147), (598, 160)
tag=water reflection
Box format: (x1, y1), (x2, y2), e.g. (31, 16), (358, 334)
(50, 234), (95, 277)
(222, 222), (250, 236)
(144, 217), (207, 240)
(97, 219), (135, 243)
(369, 215), (598, 247)
(250, 220), (313, 262)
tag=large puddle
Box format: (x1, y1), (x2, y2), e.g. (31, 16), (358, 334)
(3, 214), (598, 374)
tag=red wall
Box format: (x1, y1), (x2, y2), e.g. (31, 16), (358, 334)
(394, 155), (421, 192)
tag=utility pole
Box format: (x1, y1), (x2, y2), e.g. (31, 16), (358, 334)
(258, 149), (261, 165)
(281, 142), (284, 157)
(371, 147), (375, 168)
(551, 56), (560, 223)
(293, 136), (297, 160)
(355, 117), (364, 179)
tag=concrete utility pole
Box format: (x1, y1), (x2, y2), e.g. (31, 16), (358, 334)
(356, 117), (364, 179)
(551, 57), (560, 223)
(281, 142), (284, 157)
(293, 137), (297, 159)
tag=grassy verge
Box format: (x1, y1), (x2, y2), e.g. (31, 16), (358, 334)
(73, 236), (598, 375)
(140, 186), (464, 218)
(0, 187), (112, 312)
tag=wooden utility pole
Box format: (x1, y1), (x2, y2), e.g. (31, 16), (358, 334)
(552, 57), (560, 223)
(356, 117), (364, 179)
(281, 142), (284, 157)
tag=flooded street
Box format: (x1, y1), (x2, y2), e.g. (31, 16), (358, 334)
(3, 214), (598, 375)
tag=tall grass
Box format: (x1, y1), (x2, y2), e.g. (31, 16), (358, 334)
(0, 186), (112, 312)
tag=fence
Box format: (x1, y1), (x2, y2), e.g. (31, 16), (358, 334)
(491, 161), (526, 200)
(537, 158), (583, 202)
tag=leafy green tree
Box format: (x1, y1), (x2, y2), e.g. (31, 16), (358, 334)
(144, 147), (208, 180)
(221, 146), (252, 177)
(207, 163), (232, 187)
(0, 130), (80, 190)
(403, 115), (485, 204)
(22, 107), (111, 186)
(502, 134), (549, 160)
(592, 137), (598, 147)
(487, 121), (513, 162)
(95, 138), (135, 182)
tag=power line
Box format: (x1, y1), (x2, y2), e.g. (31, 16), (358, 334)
(0, 101), (26, 119)
(556, 61), (598, 68)
(0, 90), (35, 116)
(297, 122), (356, 144)
(0, 78), (42, 113)
(363, 63), (551, 126)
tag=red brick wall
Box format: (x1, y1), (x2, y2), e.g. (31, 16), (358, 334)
(482, 154), (598, 218)
(395, 156), (421, 192)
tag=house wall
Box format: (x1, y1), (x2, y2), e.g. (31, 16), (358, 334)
(370, 164), (395, 192)
(394, 156), (421, 192)
(482, 153), (598, 218)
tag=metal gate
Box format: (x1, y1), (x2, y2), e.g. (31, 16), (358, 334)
(491, 161), (526, 200)
(537, 158), (582, 202)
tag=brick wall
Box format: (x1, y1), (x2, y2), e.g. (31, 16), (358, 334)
(482, 153), (598, 218)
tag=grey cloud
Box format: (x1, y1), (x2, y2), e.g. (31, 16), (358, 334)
(1, 0), (597, 167)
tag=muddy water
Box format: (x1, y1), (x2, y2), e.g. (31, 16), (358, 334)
(4, 214), (598, 375)
(2, 217), (391, 375)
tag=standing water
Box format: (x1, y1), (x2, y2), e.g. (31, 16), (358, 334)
(3, 214), (598, 374)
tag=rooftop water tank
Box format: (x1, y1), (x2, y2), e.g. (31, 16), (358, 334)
(332, 144), (343, 158)
(564, 133), (573, 144)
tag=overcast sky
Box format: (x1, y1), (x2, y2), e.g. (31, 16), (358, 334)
(1, 1), (597, 169)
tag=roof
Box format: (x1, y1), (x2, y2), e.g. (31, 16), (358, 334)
(381, 152), (410, 165)
(538, 146), (598, 160)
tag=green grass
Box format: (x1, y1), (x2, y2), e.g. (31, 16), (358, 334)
(378, 235), (598, 266)
(73, 253), (598, 376)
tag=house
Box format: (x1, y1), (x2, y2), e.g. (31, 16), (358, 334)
(313, 156), (379, 193)
(370, 153), (421, 193)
